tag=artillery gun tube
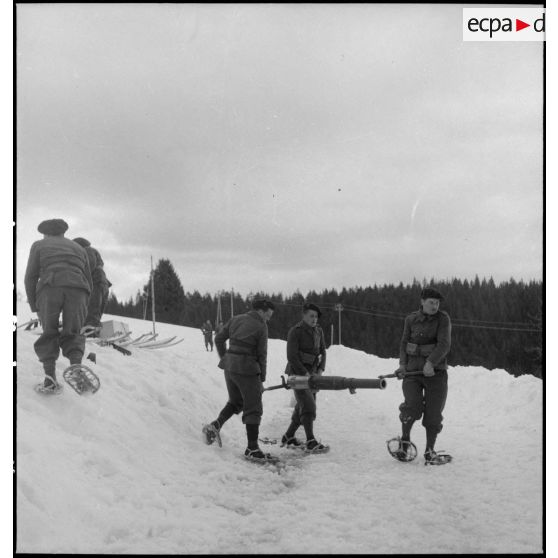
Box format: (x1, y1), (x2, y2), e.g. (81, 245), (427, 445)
(286, 375), (386, 391)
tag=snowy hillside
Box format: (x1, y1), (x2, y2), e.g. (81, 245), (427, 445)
(16, 309), (542, 554)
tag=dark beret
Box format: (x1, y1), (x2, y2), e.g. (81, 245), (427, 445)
(72, 237), (91, 248)
(252, 299), (276, 312)
(37, 219), (68, 236)
(420, 287), (444, 301)
(303, 302), (322, 317)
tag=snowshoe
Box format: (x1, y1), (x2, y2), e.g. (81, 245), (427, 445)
(281, 435), (304, 449)
(424, 449), (453, 466)
(34, 377), (63, 395)
(202, 423), (222, 448)
(387, 436), (418, 462)
(62, 364), (101, 395)
(304, 439), (330, 454)
(244, 448), (280, 465)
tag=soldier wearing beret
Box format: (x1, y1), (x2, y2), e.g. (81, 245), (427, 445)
(24, 219), (93, 393)
(202, 299), (277, 462)
(281, 302), (329, 453)
(392, 287), (452, 465)
(72, 237), (112, 332)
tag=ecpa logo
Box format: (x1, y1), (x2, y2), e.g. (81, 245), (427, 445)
(463, 8), (545, 41)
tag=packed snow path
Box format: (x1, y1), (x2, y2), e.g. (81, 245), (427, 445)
(16, 311), (542, 554)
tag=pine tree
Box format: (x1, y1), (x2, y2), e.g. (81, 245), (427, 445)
(107, 275), (542, 377)
(144, 259), (186, 325)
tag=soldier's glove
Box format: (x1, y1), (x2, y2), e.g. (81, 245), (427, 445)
(395, 365), (407, 379)
(423, 361), (435, 377)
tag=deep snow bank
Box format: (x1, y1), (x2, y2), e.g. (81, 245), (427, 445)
(16, 310), (542, 554)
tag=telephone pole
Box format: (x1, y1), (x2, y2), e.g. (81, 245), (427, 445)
(335, 303), (343, 345)
(150, 256), (156, 334)
(216, 292), (223, 327)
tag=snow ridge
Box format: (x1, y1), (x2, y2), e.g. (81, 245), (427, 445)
(16, 310), (542, 553)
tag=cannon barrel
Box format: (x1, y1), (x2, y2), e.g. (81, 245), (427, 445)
(285, 375), (386, 392)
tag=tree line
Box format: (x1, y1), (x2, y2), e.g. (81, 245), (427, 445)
(105, 259), (542, 378)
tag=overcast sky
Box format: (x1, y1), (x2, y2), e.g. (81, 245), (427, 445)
(16, 3), (543, 301)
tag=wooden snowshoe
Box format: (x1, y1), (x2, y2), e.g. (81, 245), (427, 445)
(63, 364), (101, 395)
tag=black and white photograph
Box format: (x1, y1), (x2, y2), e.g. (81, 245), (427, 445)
(14, 3), (545, 554)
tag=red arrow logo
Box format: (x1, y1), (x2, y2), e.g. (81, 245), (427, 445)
(516, 19), (530, 31)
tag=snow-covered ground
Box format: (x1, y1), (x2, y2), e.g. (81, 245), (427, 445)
(15, 308), (543, 554)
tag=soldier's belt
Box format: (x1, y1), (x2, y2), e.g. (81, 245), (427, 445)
(229, 339), (257, 356)
(227, 349), (254, 356)
(299, 351), (319, 365)
(406, 343), (436, 357)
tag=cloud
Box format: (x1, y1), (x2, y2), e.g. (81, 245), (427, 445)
(16, 4), (542, 302)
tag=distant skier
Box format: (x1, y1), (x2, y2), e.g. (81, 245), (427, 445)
(201, 320), (214, 351)
(390, 287), (452, 465)
(24, 219), (93, 393)
(72, 237), (112, 333)
(202, 299), (277, 463)
(280, 303), (329, 453)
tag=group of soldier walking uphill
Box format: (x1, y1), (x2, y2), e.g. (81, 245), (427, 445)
(24, 219), (111, 394)
(203, 287), (452, 466)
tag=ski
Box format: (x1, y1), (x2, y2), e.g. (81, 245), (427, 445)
(135, 336), (177, 348)
(62, 364), (101, 395)
(119, 333), (153, 347)
(87, 332), (130, 345)
(131, 333), (158, 345)
(138, 338), (184, 350)
(85, 333), (132, 355)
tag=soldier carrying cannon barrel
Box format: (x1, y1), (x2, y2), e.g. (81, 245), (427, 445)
(386, 287), (453, 466)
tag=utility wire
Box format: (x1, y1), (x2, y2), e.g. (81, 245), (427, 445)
(269, 299), (542, 333)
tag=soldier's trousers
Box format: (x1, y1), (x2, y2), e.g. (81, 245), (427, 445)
(85, 282), (109, 327)
(399, 371), (448, 433)
(291, 389), (317, 425)
(34, 286), (88, 365)
(223, 370), (263, 425)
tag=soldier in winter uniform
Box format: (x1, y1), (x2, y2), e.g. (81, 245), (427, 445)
(281, 303), (329, 453)
(72, 237), (112, 331)
(201, 320), (214, 351)
(24, 219), (93, 393)
(202, 299), (277, 462)
(393, 287), (452, 464)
